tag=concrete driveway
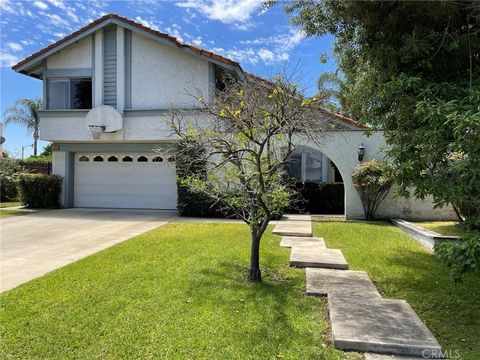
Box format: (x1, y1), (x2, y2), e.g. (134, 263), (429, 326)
(1, 208), (177, 292)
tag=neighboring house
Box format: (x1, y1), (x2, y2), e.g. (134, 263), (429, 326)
(12, 14), (455, 220)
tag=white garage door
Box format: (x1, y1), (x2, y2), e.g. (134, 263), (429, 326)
(74, 153), (177, 209)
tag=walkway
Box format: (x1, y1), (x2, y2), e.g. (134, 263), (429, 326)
(274, 215), (444, 359)
(1, 208), (174, 292)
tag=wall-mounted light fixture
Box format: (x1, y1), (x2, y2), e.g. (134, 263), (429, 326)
(358, 143), (366, 162)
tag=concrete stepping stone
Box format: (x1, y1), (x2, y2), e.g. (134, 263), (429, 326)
(272, 214), (312, 237)
(280, 236), (326, 248)
(290, 247), (348, 269)
(306, 268), (381, 300)
(328, 296), (443, 358)
(364, 353), (425, 360)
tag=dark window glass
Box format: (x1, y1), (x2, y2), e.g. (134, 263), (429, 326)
(108, 156), (118, 162)
(286, 154), (302, 181)
(93, 156), (104, 162)
(137, 156), (148, 162)
(152, 156), (163, 162)
(79, 155), (89, 162)
(122, 156), (133, 162)
(167, 156), (175, 163)
(71, 78), (92, 109)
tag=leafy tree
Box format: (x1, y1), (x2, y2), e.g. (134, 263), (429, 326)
(316, 71), (343, 113)
(171, 73), (327, 282)
(4, 98), (42, 156)
(0, 158), (20, 201)
(40, 143), (52, 157)
(280, 0), (480, 280)
(352, 160), (393, 220)
(281, 1), (480, 227)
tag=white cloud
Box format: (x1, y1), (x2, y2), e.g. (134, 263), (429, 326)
(33, 1), (48, 10)
(212, 28), (305, 65)
(6, 42), (23, 52)
(53, 32), (66, 38)
(165, 23), (184, 43)
(0, 0), (15, 14)
(39, 12), (71, 28)
(135, 16), (160, 31)
(20, 39), (35, 46)
(176, 0), (263, 25)
(0, 52), (19, 67)
(192, 36), (204, 47)
(258, 48), (274, 62)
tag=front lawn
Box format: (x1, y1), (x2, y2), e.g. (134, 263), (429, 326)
(413, 221), (464, 237)
(0, 209), (30, 218)
(0, 201), (21, 208)
(0, 223), (359, 360)
(314, 221), (480, 360)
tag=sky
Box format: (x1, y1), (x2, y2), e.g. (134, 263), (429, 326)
(0, 0), (336, 158)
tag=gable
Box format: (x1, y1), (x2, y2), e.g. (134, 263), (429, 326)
(12, 14), (241, 79)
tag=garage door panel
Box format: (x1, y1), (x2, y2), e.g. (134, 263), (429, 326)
(74, 153), (177, 209)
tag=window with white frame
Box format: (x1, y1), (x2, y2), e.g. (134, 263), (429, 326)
(47, 78), (92, 109)
(286, 150), (325, 183)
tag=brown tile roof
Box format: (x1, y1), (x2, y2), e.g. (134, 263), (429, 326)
(12, 13), (240, 71)
(318, 108), (368, 129)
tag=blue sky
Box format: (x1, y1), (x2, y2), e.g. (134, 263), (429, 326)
(0, 0), (336, 158)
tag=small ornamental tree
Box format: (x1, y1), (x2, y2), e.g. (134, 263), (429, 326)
(352, 160), (393, 220)
(171, 73), (329, 282)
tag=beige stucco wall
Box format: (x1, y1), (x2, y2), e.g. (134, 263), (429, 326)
(130, 32), (210, 109)
(47, 36), (92, 69)
(39, 113), (211, 142)
(296, 131), (456, 220)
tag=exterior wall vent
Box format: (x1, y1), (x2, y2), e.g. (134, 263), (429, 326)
(103, 25), (117, 108)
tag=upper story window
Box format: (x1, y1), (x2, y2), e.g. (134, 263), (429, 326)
(48, 78), (92, 109)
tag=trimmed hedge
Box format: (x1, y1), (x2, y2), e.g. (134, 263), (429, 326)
(17, 174), (62, 208)
(177, 185), (229, 218)
(288, 181), (345, 215)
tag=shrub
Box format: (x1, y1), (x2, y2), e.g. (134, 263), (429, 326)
(435, 231), (480, 283)
(177, 185), (229, 217)
(288, 181), (344, 214)
(352, 160), (393, 220)
(0, 158), (20, 201)
(17, 174), (62, 208)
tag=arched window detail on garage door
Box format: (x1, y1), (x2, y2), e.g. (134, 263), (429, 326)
(137, 156), (148, 162)
(168, 156), (175, 163)
(108, 156), (118, 162)
(152, 156), (163, 162)
(122, 156), (133, 162)
(79, 155), (89, 162)
(93, 156), (104, 162)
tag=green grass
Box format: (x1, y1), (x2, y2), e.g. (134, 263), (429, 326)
(0, 209), (30, 218)
(314, 221), (480, 360)
(0, 223), (360, 360)
(413, 221), (464, 237)
(0, 201), (21, 208)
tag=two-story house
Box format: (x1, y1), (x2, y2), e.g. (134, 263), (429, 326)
(12, 14), (455, 220)
(12, 14), (349, 211)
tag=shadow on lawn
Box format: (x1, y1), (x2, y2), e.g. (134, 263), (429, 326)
(185, 259), (320, 349)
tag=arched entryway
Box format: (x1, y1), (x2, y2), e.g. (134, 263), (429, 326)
(286, 145), (345, 215)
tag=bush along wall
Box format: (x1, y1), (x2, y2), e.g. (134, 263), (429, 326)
(0, 158), (20, 201)
(288, 181), (345, 215)
(177, 185), (230, 217)
(17, 174), (62, 208)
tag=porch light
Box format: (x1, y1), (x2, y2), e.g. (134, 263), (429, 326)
(358, 143), (366, 162)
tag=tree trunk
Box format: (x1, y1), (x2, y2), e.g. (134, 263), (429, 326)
(247, 227), (262, 282)
(33, 132), (39, 157)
